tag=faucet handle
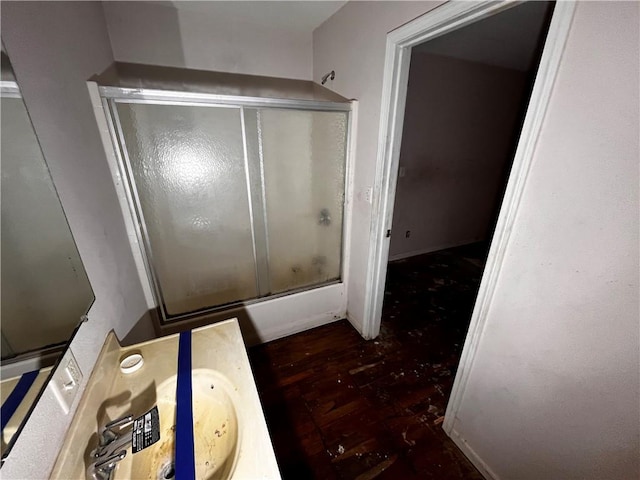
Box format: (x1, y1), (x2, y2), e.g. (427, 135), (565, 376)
(94, 450), (127, 471)
(99, 414), (133, 446)
(104, 414), (133, 430)
(89, 450), (127, 480)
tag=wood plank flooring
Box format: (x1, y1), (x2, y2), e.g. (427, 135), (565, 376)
(249, 244), (487, 479)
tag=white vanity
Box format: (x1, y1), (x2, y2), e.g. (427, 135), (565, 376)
(50, 319), (280, 479)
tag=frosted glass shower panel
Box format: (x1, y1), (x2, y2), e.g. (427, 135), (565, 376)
(259, 109), (347, 293)
(116, 103), (256, 315)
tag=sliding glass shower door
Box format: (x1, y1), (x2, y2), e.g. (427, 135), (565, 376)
(256, 108), (347, 294)
(109, 99), (349, 320)
(115, 103), (257, 316)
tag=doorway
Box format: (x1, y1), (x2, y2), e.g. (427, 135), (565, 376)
(384, 0), (555, 398)
(363, 1), (576, 475)
(389, 1), (555, 263)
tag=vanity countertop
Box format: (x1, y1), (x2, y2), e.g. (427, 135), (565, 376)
(50, 318), (280, 479)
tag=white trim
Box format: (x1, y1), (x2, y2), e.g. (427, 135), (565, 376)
(362, 0), (577, 466)
(448, 427), (500, 480)
(342, 100), (358, 320)
(364, 0), (521, 340)
(87, 81), (156, 309)
(99, 86), (351, 112)
(0, 80), (21, 98)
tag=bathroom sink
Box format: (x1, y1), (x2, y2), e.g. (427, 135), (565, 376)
(115, 369), (240, 480)
(51, 318), (280, 480)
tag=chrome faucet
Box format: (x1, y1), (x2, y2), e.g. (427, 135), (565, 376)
(87, 414), (133, 480)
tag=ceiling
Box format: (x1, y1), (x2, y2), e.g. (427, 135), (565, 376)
(414, 1), (553, 72)
(153, 1), (348, 33)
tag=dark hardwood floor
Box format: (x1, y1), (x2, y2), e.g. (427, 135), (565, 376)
(249, 244), (488, 479)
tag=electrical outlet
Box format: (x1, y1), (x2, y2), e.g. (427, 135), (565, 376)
(399, 166), (406, 178)
(49, 348), (82, 414)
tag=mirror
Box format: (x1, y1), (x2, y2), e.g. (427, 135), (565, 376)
(0, 48), (94, 459)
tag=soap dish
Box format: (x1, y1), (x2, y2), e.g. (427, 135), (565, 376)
(120, 353), (144, 374)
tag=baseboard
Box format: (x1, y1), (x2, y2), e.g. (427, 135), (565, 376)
(345, 309), (369, 339)
(447, 426), (499, 480)
(388, 238), (484, 262)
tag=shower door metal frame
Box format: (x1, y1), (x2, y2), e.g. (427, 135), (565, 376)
(100, 86), (352, 324)
(0, 80), (21, 98)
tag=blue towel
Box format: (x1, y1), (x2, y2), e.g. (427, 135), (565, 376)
(1, 369), (40, 432)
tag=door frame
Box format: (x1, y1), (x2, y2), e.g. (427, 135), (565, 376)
(362, 0), (575, 474)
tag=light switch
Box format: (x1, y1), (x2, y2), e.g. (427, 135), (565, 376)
(49, 348), (82, 414)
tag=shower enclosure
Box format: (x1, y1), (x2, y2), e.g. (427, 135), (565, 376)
(96, 64), (352, 325)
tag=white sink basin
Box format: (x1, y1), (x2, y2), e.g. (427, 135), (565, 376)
(123, 369), (240, 480)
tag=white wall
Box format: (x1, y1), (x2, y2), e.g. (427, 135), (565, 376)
(389, 52), (528, 260)
(316, 1), (639, 478)
(313, 0), (444, 331)
(445, 2), (639, 479)
(1, 2), (148, 477)
(102, 1), (313, 80)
